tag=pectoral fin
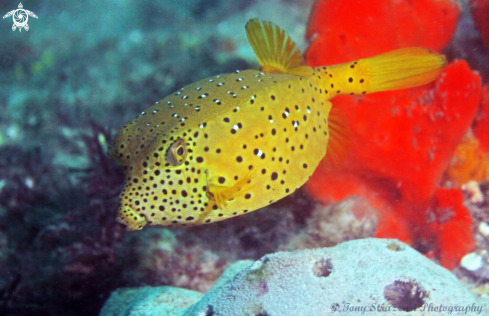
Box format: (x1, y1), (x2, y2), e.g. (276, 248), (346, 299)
(207, 171), (253, 209)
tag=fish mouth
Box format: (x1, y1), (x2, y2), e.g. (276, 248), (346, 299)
(117, 204), (148, 231)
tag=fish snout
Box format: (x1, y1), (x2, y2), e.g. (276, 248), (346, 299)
(117, 204), (148, 230)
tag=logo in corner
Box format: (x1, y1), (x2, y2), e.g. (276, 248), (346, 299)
(3, 3), (38, 32)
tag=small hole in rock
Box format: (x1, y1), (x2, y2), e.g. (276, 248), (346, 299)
(384, 280), (427, 311)
(387, 242), (404, 251)
(312, 258), (333, 277)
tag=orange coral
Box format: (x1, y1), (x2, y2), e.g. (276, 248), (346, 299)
(446, 136), (489, 186)
(304, 0), (481, 269)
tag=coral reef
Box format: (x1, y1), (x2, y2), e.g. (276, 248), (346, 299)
(0, 124), (125, 315)
(304, 0), (481, 270)
(101, 239), (482, 316)
(117, 228), (227, 293)
(284, 196), (378, 250)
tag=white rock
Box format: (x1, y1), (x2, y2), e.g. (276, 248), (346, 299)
(461, 252), (484, 271)
(479, 222), (489, 237)
(102, 239), (480, 316)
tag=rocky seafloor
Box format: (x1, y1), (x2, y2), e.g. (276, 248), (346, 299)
(1, 0), (489, 315)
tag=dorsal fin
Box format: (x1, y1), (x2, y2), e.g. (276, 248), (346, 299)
(245, 18), (313, 77)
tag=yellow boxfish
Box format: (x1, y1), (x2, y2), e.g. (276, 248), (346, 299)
(111, 19), (447, 230)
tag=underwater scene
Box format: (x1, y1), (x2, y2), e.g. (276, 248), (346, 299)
(1, 0), (489, 315)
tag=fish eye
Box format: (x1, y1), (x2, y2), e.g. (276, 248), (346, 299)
(177, 146), (184, 156)
(166, 138), (187, 166)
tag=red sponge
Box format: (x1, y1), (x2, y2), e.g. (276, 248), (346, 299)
(306, 0), (459, 65)
(304, 0), (480, 269)
(473, 85), (489, 152)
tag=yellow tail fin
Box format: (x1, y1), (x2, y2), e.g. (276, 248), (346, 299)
(319, 47), (447, 97)
(245, 18), (313, 77)
(362, 47), (447, 92)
